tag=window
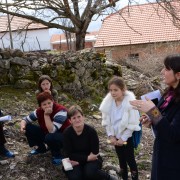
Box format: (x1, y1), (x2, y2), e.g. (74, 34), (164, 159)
(128, 53), (139, 60)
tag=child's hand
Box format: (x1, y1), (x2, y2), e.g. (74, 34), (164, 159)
(116, 138), (125, 146)
(44, 89), (51, 95)
(109, 136), (117, 146)
(44, 108), (53, 115)
(20, 120), (27, 133)
(87, 152), (99, 161)
(140, 115), (152, 128)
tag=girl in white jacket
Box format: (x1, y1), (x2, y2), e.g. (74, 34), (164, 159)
(99, 76), (140, 180)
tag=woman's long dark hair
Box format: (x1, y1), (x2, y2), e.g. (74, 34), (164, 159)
(38, 75), (53, 92)
(163, 54), (180, 102)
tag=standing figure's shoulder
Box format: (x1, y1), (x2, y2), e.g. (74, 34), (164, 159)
(52, 89), (58, 95)
(35, 89), (40, 96)
(99, 93), (114, 112)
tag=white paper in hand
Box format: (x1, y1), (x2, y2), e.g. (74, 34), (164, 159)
(62, 158), (73, 171)
(141, 90), (161, 102)
(0, 115), (12, 122)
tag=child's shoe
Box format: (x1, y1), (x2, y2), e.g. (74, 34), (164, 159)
(52, 156), (62, 166)
(4, 150), (15, 158)
(29, 146), (47, 155)
(0, 145), (15, 158)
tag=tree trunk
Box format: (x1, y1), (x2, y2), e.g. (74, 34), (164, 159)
(75, 32), (86, 51)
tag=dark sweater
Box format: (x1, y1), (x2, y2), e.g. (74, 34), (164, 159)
(63, 124), (99, 165)
(0, 110), (6, 145)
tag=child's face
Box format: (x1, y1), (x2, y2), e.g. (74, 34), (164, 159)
(40, 79), (51, 92)
(109, 84), (124, 101)
(40, 99), (53, 111)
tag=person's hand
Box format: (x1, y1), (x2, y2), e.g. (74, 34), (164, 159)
(140, 114), (152, 128)
(130, 97), (155, 113)
(116, 138), (125, 146)
(70, 160), (79, 167)
(87, 152), (99, 161)
(109, 136), (117, 146)
(44, 89), (51, 95)
(20, 120), (27, 133)
(44, 108), (53, 115)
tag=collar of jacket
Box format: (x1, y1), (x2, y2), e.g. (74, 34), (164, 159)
(99, 90), (136, 114)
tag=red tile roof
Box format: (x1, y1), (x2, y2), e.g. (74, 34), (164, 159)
(50, 34), (67, 43)
(0, 15), (48, 32)
(94, 2), (180, 47)
(51, 31), (99, 44)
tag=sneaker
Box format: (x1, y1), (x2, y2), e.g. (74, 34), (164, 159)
(0, 146), (15, 158)
(109, 174), (119, 180)
(52, 156), (62, 166)
(29, 147), (47, 156)
(4, 150), (15, 158)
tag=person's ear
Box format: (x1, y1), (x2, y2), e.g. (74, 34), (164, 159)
(175, 72), (180, 80)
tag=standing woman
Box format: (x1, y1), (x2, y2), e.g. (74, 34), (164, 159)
(35, 75), (58, 102)
(130, 55), (180, 180)
(99, 77), (141, 180)
(63, 105), (118, 180)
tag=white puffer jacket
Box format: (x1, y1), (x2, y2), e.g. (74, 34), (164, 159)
(99, 91), (141, 136)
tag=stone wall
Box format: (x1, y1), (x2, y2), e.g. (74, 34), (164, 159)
(0, 49), (122, 99)
(95, 41), (180, 76)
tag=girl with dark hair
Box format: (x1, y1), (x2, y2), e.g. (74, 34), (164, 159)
(20, 92), (70, 165)
(35, 75), (58, 102)
(130, 54), (180, 180)
(99, 77), (141, 180)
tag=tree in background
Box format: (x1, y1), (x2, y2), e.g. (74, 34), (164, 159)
(0, 0), (179, 51)
(0, 0), (122, 51)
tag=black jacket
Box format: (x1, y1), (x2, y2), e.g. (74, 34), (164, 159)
(151, 98), (180, 180)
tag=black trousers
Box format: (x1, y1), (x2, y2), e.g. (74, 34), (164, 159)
(65, 159), (110, 180)
(0, 124), (6, 145)
(115, 137), (138, 180)
(25, 124), (63, 157)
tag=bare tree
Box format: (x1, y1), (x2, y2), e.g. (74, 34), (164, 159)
(60, 18), (75, 51)
(0, 0), (123, 51)
(0, 0), (179, 51)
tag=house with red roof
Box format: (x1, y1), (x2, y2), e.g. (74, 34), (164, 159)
(51, 31), (98, 51)
(94, 2), (180, 62)
(0, 16), (51, 51)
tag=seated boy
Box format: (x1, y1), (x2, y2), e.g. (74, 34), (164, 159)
(20, 92), (70, 165)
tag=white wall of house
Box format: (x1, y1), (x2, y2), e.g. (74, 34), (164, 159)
(0, 29), (51, 51)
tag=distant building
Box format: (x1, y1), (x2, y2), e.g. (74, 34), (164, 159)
(0, 16), (51, 51)
(51, 31), (99, 51)
(94, 1), (180, 61)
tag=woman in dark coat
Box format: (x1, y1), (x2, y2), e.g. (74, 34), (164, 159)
(130, 54), (180, 180)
